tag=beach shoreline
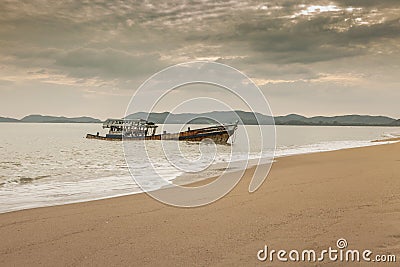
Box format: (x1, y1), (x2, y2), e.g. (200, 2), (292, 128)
(1, 138), (395, 215)
(1, 142), (400, 266)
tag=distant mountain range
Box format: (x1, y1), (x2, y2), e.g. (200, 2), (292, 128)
(0, 115), (101, 123)
(125, 111), (400, 126)
(1, 112), (399, 126)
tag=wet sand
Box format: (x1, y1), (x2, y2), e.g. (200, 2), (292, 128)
(0, 142), (400, 266)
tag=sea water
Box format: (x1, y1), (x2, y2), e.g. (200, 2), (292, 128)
(0, 123), (399, 213)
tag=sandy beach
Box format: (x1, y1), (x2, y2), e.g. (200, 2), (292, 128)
(0, 142), (399, 266)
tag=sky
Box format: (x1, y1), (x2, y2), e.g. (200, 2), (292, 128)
(0, 0), (399, 120)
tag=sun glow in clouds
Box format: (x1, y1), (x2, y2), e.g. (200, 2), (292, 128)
(292, 4), (342, 18)
(303, 5), (341, 14)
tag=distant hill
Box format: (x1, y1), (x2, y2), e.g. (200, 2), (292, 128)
(274, 114), (307, 123)
(20, 115), (101, 123)
(274, 114), (397, 126)
(126, 111), (399, 126)
(391, 119), (400, 126)
(0, 116), (19, 122)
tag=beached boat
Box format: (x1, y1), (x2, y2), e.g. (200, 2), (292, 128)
(86, 119), (238, 144)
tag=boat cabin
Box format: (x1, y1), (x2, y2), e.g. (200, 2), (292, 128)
(103, 119), (158, 138)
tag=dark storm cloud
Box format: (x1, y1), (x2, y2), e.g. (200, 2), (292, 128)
(0, 0), (400, 119)
(234, 17), (355, 63)
(229, 16), (400, 64)
(335, 0), (399, 8)
(345, 19), (400, 41)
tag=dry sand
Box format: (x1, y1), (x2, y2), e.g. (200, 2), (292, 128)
(0, 142), (400, 266)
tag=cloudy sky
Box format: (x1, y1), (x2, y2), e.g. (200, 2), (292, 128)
(0, 0), (399, 119)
